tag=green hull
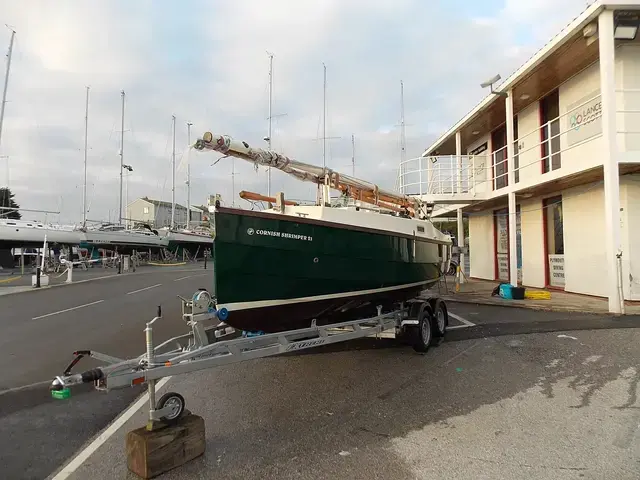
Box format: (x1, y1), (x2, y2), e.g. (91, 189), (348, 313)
(213, 207), (447, 332)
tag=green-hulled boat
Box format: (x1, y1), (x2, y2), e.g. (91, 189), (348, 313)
(195, 133), (452, 333)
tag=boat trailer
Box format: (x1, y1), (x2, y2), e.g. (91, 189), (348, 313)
(50, 289), (449, 428)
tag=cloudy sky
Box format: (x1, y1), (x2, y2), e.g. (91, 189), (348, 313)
(0, 0), (594, 224)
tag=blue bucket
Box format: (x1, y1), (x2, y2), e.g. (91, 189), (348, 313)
(499, 283), (513, 299)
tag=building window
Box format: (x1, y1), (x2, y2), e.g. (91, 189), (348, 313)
(540, 89), (561, 173)
(143, 207), (149, 214)
(491, 126), (508, 190)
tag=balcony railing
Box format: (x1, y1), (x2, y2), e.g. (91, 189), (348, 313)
(399, 89), (640, 201)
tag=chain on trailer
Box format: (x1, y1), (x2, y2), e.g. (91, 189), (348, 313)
(50, 288), (448, 429)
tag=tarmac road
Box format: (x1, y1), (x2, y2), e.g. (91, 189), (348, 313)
(0, 266), (214, 480)
(66, 320), (640, 480)
(2, 277), (640, 480)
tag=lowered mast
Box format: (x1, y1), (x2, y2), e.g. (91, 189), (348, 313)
(195, 132), (431, 218)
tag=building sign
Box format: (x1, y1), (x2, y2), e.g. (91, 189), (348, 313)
(468, 142), (488, 156)
(497, 253), (509, 281)
(496, 214), (508, 254)
(548, 254), (565, 287)
(496, 212), (509, 281)
(567, 90), (602, 146)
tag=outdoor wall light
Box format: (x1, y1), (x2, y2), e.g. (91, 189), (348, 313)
(480, 74), (508, 98)
(614, 12), (639, 40)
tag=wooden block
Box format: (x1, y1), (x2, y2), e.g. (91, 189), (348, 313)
(126, 414), (206, 479)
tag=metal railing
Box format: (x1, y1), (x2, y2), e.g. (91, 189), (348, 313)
(398, 155), (487, 196)
(398, 91), (625, 199)
(617, 88), (640, 153)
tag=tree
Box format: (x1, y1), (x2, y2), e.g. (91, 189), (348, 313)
(0, 187), (21, 220)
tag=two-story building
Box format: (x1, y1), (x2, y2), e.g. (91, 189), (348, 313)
(400, 1), (640, 313)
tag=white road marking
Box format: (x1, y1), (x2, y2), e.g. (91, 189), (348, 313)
(173, 273), (207, 282)
(51, 377), (172, 480)
(447, 324), (473, 330)
(31, 300), (104, 320)
(449, 312), (476, 327)
(126, 284), (162, 295)
(0, 379), (51, 396)
(557, 334), (578, 340)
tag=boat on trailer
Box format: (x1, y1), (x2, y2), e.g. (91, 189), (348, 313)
(48, 131), (455, 432)
(194, 132), (453, 333)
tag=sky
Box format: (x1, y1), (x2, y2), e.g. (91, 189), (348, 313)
(0, 0), (595, 224)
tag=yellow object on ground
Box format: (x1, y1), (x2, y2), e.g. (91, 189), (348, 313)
(525, 290), (551, 300)
(148, 262), (188, 267)
(0, 275), (22, 284)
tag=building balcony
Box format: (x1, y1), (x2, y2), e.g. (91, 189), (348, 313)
(400, 88), (640, 212)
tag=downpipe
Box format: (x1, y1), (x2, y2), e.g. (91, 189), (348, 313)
(616, 251), (625, 315)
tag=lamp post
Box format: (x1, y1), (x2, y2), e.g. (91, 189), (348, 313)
(123, 164), (133, 227)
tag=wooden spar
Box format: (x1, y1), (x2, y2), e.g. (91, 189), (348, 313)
(194, 132), (428, 218)
(239, 190), (299, 206)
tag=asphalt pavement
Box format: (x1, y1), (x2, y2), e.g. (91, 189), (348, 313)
(0, 266), (214, 480)
(2, 276), (640, 480)
(63, 323), (640, 480)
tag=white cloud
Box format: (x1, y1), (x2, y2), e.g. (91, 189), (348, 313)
(0, 0), (592, 224)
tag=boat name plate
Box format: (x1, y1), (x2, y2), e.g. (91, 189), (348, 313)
(246, 228), (313, 242)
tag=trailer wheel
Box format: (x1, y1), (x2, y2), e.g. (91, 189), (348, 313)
(156, 392), (185, 424)
(412, 304), (433, 353)
(432, 299), (448, 337)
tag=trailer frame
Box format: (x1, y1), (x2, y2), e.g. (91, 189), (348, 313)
(50, 288), (449, 429)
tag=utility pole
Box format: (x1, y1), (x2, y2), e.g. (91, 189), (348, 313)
(351, 134), (355, 177)
(267, 52), (273, 196)
(118, 90), (125, 224)
(171, 115), (176, 229)
(0, 28), (15, 185)
(186, 122), (192, 229)
(82, 86), (89, 229)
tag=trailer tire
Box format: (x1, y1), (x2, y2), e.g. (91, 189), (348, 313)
(157, 392), (185, 424)
(432, 299), (448, 337)
(412, 304), (433, 353)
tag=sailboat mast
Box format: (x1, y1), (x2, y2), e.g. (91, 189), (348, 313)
(399, 80), (407, 194)
(322, 63), (327, 170)
(351, 134), (355, 177)
(0, 28), (15, 186)
(171, 115), (176, 229)
(118, 90), (125, 224)
(267, 52), (273, 196)
(186, 121), (192, 229)
(82, 86), (89, 228)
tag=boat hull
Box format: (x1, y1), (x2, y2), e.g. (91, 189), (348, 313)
(0, 221), (82, 248)
(212, 207), (448, 333)
(82, 230), (168, 250)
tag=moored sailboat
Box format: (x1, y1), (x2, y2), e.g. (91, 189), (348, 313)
(194, 132), (452, 333)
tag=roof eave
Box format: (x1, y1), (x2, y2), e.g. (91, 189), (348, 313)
(421, 0), (607, 157)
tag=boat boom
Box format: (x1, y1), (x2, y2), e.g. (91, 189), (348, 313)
(194, 132), (432, 218)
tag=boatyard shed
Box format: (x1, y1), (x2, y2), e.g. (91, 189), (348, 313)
(127, 197), (203, 228)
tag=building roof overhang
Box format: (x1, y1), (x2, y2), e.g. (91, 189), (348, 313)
(422, 1), (640, 157)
